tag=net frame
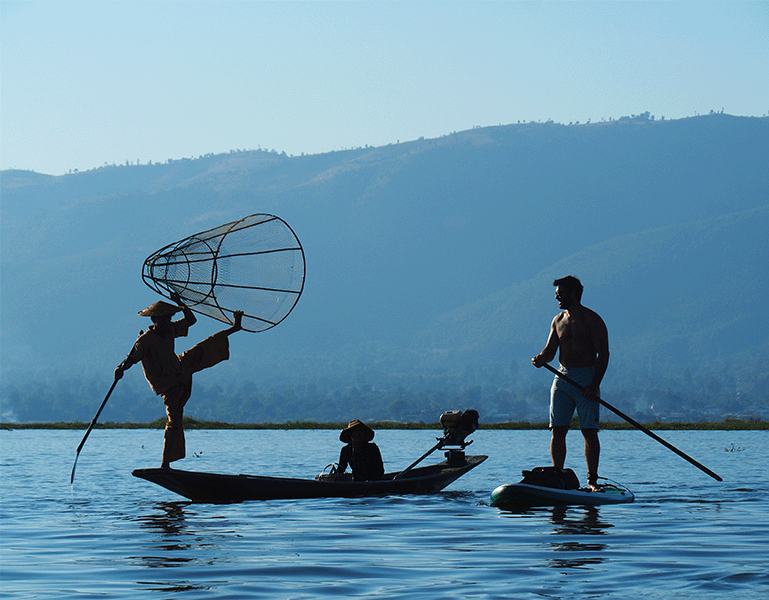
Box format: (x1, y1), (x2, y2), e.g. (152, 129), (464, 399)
(142, 214), (305, 332)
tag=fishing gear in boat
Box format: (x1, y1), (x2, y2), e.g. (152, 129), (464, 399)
(142, 213), (305, 332)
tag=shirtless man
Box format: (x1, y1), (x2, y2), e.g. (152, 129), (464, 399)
(532, 276), (609, 491)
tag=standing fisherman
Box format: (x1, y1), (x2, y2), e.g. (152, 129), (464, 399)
(114, 292), (243, 468)
(532, 276), (609, 491)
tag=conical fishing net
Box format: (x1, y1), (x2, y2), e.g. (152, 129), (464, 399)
(142, 214), (305, 332)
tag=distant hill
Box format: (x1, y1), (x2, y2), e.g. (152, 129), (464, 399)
(1, 114), (767, 423)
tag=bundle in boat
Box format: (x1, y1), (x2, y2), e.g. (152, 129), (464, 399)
(142, 214), (305, 332)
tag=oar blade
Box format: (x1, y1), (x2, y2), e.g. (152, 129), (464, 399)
(70, 379), (119, 484)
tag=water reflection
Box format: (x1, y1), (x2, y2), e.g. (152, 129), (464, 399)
(550, 505), (612, 535)
(137, 501), (190, 537)
(134, 502), (196, 568)
(136, 581), (211, 594)
(132, 502), (213, 593)
(547, 506), (611, 569)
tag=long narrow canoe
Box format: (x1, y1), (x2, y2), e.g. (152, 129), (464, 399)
(490, 481), (634, 508)
(133, 455), (487, 503)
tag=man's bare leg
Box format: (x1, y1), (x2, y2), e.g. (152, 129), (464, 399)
(582, 428), (600, 491)
(550, 426), (569, 470)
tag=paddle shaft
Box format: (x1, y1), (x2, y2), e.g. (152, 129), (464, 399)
(393, 438), (444, 480)
(70, 379), (118, 484)
(542, 363), (723, 482)
(70, 333), (140, 484)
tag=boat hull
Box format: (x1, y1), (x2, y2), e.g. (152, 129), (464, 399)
(133, 455), (487, 503)
(490, 482), (634, 508)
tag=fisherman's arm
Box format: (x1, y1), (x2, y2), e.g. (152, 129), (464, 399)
(170, 291), (197, 327)
(114, 345), (140, 381)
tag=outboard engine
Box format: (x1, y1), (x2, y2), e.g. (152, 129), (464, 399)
(438, 409), (479, 466)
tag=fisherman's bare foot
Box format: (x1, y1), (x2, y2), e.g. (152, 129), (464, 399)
(223, 311), (244, 336)
(232, 310), (244, 331)
(588, 482), (602, 492)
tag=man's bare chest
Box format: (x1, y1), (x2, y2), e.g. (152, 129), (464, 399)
(556, 315), (592, 343)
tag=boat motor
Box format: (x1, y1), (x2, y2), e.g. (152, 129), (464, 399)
(393, 409), (481, 479)
(438, 409), (479, 466)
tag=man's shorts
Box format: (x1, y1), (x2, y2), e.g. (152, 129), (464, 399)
(549, 366), (600, 429)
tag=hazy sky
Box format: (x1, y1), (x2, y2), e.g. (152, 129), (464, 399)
(2, 1), (767, 176)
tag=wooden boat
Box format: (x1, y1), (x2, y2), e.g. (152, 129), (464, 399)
(490, 481), (634, 508)
(133, 454), (487, 503)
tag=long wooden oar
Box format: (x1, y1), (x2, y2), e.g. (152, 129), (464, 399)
(70, 379), (119, 484)
(71, 334), (140, 484)
(542, 363), (722, 482)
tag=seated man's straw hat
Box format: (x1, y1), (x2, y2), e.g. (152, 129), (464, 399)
(340, 419), (375, 443)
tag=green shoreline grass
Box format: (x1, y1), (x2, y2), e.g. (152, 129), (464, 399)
(1, 418), (766, 431)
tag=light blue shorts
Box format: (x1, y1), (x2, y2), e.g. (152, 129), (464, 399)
(549, 366), (600, 429)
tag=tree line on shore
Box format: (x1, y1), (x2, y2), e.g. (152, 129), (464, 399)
(2, 417), (765, 430)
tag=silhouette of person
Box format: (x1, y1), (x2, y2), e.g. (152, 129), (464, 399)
(532, 276), (609, 491)
(115, 292), (243, 468)
(335, 419), (384, 481)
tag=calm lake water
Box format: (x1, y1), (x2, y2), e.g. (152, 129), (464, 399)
(1, 428), (767, 599)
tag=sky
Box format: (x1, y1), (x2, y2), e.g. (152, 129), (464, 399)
(1, 1), (767, 176)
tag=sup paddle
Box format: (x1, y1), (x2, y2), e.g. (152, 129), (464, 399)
(70, 333), (141, 484)
(542, 363), (723, 482)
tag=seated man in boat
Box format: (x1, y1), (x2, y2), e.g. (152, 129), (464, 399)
(114, 292), (244, 469)
(334, 419), (384, 481)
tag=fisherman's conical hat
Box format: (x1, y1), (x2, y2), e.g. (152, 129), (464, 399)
(138, 301), (181, 317)
(340, 419), (375, 443)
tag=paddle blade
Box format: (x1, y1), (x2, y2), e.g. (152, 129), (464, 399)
(142, 214), (305, 332)
(70, 456), (79, 485)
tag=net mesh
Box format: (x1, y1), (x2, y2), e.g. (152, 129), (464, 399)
(142, 214), (305, 332)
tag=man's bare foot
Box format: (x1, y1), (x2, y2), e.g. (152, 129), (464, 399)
(588, 482), (602, 492)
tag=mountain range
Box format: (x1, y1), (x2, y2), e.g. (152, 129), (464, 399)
(1, 113), (767, 423)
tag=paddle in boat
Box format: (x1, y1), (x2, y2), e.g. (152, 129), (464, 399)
(490, 466), (634, 509)
(133, 410), (487, 503)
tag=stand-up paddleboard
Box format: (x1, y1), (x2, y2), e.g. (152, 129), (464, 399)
(490, 466), (634, 508)
(491, 481), (634, 508)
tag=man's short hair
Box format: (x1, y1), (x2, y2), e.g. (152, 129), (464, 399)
(553, 276), (583, 300)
